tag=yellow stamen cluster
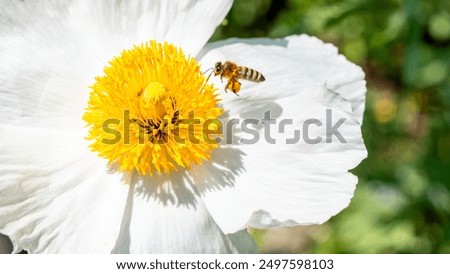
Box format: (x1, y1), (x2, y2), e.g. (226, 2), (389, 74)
(83, 41), (222, 175)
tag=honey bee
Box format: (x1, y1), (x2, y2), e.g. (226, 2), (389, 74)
(212, 61), (265, 95)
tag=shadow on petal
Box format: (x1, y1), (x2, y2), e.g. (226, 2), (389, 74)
(0, 233), (13, 254)
(126, 146), (248, 204)
(191, 147), (246, 193)
(111, 146), (247, 253)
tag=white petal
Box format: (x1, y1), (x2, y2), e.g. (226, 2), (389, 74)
(112, 172), (256, 253)
(197, 85), (367, 233)
(199, 34), (366, 124)
(0, 1), (104, 123)
(69, 0), (232, 58)
(0, 125), (129, 253)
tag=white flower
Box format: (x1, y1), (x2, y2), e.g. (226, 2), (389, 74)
(0, 0), (367, 253)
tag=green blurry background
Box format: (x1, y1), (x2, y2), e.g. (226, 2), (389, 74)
(210, 0), (450, 253)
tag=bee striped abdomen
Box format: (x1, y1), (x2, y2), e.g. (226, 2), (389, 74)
(239, 66), (265, 82)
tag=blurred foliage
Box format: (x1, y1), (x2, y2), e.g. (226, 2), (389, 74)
(212, 0), (450, 253)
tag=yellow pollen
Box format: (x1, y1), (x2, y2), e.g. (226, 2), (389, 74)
(142, 82), (166, 103)
(83, 41), (222, 176)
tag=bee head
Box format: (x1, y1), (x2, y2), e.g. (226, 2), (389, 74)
(214, 62), (223, 75)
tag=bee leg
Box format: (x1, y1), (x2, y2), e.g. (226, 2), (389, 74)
(231, 79), (241, 96)
(225, 79), (234, 93)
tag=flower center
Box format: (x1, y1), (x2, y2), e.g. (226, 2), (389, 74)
(83, 41), (222, 175)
